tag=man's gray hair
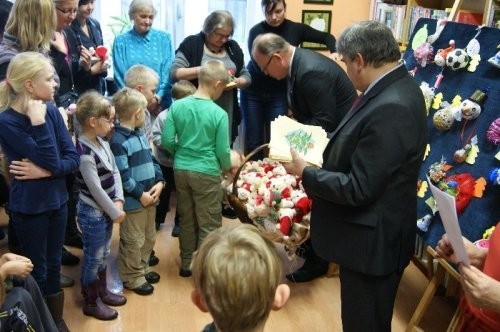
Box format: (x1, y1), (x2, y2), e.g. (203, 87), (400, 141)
(336, 21), (401, 68)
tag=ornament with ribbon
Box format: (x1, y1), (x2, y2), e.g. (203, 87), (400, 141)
(488, 168), (500, 185)
(412, 20), (447, 68)
(446, 48), (471, 71)
(419, 81), (435, 115)
(433, 100), (461, 131)
(488, 49), (500, 69)
(438, 173), (475, 214)
(465, 27), (483, 72)
(417, 214), (433, 232)
(460, 89), (487, 121)
(428, 158), (450, 183)
(486, 118), (500, 145)
(453, 135), (478, 164)
(434, 40), (455, 67)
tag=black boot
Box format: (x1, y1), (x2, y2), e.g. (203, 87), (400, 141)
(45, 290), (70, 332)
(81, 281), (118, 320)
(61, 247), (79, 266)
(149, 250), (159, 266)
(97, 267), (127, 306)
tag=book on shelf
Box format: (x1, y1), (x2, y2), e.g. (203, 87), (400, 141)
(268, 116), (329, 168)
(374, 2), (407, 41)
(407, 6), (447, 42)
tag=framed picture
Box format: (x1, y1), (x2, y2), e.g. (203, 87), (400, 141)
(304, 0), (334, 4)
(301, 10), (332, 50)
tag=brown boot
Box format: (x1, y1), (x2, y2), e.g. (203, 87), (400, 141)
(45, 290), (70, 332)
(97, 267), (127, 306)
(82, 281), (118, 320)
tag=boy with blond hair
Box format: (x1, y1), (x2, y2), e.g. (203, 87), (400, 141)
(124, 64), (161, 141)
(151, 80), (196, 233)
(162, 60), (232, 277)
(124, 64), (163, 265)
(191, 224), (290, 332)
(109, 87), (164, 296)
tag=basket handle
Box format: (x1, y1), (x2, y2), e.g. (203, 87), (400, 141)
(231, 143), (269, 196)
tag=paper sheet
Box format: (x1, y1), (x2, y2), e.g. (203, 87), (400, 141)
(427, 176), (470, 267)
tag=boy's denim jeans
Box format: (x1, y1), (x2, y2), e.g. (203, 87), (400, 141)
(77, 201), (112, 286)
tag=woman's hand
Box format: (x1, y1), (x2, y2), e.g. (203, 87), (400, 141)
(90, 60), (108, 75)
(10, 158), (52, 180)
(25, 100), (46, 125)
(79, 46), (92, 71)
(459, 264), (500, 312)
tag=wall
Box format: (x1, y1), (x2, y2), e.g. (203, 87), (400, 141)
(286, 0), (371, 38)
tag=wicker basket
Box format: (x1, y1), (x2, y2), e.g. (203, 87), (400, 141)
(227, 144), (310, 247)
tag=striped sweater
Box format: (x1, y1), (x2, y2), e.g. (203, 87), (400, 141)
(109, 125), (163, 211)
(76, 135), (124, 220)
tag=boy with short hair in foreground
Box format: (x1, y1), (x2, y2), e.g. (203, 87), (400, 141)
(191, 224), (290, 332)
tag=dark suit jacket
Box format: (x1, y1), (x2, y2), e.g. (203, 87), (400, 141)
(302, 65), (427, 276)
(288, 48), (356, 132)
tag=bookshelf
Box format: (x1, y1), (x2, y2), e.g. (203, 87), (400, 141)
(370, 0), (494, 50)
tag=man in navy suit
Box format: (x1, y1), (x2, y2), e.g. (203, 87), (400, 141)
(282, 21), (427, 331)
(252, 33), (357, 283)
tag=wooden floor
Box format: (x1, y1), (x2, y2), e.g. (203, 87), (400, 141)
(1, 201), (457, 332)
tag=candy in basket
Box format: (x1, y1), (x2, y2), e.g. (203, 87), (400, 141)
(226, 145), (311, 251)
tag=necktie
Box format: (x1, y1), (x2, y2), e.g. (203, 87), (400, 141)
(350, 93), (364, 112)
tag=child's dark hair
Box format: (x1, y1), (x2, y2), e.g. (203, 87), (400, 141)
(75, 91), (113, 127)
(172, 80), (196, 100)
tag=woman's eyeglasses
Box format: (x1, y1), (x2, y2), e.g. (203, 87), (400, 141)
(56, 7), (78, 15)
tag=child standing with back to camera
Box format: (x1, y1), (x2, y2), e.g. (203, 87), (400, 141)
(74, 91), (127, 321)
(161, 60), (232, 277)
(0, 51), (80, 331)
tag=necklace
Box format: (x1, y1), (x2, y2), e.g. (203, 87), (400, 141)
(205, 43), (223, 54)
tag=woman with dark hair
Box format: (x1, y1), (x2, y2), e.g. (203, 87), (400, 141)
(70, 0), (108, 95)
(169, 10), (251, 145)
(241, 0), (337, 160)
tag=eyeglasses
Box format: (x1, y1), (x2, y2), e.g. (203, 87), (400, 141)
(56, 7), (78, 15)
(99, 117), (115, 125)
(212, 31), (232, 40)
(261, 52), (277, 74)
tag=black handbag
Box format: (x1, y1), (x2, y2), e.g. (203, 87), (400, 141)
(55, 90), (79, 109)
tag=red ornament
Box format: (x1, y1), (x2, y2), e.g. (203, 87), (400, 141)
(447, 173), (475, 214)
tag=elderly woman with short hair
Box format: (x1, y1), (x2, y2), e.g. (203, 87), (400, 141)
(169, 10), (251, 145)
(112, 0), (174, 111)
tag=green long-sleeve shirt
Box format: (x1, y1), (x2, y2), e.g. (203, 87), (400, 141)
(161, 96), (231, 176)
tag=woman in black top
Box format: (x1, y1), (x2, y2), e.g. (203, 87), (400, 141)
(70, 0), (107, 95)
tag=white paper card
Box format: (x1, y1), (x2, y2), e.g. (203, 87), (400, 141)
(427, 176), (470, 267)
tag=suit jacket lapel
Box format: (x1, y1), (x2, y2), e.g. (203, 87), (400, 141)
(288, 50), (299, 110)
(328, 64), (409, 142)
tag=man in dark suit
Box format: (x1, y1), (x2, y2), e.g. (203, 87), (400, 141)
(252, 33), (357, 283)
(283, 21), (427, 331)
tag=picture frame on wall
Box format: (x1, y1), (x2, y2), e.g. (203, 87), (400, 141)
(301, 10), (332, 50)
(304, 0), (334, 4)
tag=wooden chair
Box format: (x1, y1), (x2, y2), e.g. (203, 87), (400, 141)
(406, 246), (462, 332)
